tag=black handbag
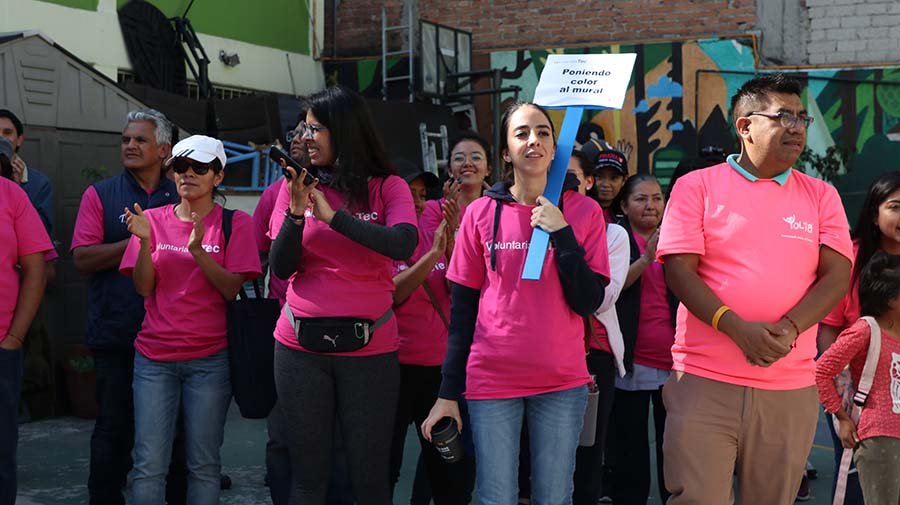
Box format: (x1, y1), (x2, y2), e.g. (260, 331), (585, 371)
(223, 209), (279, 419)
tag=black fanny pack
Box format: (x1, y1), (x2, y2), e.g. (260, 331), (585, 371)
(284, 305), (393, 353)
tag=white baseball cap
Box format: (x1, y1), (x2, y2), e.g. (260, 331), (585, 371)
(167, 135), (227, 167)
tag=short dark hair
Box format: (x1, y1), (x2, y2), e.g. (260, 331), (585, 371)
(569, 149), (594, 178)
(730, 73), (803, 124)
(859, 252), (900, 317)
(448, 130), (493, 169)
(0, 109), (23, 137)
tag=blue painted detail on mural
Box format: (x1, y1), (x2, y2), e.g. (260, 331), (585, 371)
(647, 76), (683, 98)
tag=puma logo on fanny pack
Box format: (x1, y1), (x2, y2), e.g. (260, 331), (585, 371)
(323, 334), (339, 347)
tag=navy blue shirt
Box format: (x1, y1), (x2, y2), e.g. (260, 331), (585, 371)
(20, 165), (53, 235)
(75, 170), (178, 350)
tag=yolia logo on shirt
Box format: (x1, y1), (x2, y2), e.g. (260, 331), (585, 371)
(782, 215), (813, 234)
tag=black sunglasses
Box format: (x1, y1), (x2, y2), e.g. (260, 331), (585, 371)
(171, 158), (218, 175)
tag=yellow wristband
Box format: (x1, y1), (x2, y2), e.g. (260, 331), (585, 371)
(711, 305), (731, 332)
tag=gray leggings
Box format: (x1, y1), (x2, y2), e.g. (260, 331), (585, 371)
(273, 342), (400, 505)
(855, 436), (900, 505)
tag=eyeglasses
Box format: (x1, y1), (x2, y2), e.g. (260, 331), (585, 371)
(286, 122), (327, 142)
(450, 152), (486, 164)
(746, 111), (814, 129)
(171, 158), (218, 175)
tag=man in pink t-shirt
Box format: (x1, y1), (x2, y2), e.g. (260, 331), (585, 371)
(657, 74), (853, 505)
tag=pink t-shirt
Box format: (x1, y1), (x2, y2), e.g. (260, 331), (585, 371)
(420, 198), (469, 243)
(269, 175), (418, 356)
(602, 207), (615, 225)
(822, 241), (860, 330)
(0, 179), (54, 341)
(447, 191), (610, 400)
(816, 318), (900, 440)
(633, 233), (675, 370)
(120, 204), (262, 361)
(657, 162), (853, 390)
(393, 225), (450, 366)
(70, 185), (105, 250)
(253, 180), (289, 307)
(590, 319), (612, 352)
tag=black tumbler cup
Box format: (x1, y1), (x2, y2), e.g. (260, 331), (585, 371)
(431, 416), (465, 463)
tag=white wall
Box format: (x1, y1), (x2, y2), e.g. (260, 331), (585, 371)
(807, 0), (900, 65)
(0, 0), (325, 95)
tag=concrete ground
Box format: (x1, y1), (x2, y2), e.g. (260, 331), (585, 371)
(16, 402), (839, 504)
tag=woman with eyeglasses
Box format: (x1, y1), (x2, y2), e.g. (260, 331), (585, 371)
(267, 85), (418, 505)
(120, 135), (261, 505)
(418, 132), (493, 252)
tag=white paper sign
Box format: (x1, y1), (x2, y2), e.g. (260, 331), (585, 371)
(533, 53), (637, 109)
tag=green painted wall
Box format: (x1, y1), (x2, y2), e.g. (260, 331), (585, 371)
(36, 0), (99, 10)
(116, 0), (310, 54)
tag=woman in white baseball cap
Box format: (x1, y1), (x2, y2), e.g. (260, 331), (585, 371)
(120, 134), (262, 505)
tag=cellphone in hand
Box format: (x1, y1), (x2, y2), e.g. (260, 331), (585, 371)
(269, 145), (316, 185)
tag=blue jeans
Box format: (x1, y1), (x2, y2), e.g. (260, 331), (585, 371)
(0, 348), (23, 505)
(469, 385), (587, 505)
(132, 350), (231, 505)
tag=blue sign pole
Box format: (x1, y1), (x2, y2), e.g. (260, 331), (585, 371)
(521, 105), (584, 280)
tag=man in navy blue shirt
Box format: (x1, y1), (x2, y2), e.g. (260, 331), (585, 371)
(0, 110), (53, 235)
(71, 109), (186, 505)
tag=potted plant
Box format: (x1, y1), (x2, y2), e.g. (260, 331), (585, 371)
(63, 344), (98, 419)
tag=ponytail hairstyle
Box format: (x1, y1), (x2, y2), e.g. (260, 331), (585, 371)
(498, 101), (556, 183)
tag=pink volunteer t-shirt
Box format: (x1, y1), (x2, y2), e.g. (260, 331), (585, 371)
(447, 191), (610, 400)
(253, 179), (289, 307)
(816, 318), (900, 441)
(71, 185), (105, 250)
(393, 225), (451, 366)
(269, 175), (418, 356)
(120, 205), (262, 361)
(589, 319), (612, 352)
(822, 241), (860, 330)
(633, 233), (675, 370)
(657, 161), (853, 390)
(420, 198), (469, 243)
(0, 179), (54, 341)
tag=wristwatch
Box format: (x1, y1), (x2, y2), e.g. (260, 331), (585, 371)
(284, 208), (305, 224)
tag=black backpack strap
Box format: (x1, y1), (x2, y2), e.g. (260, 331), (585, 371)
(222, 208), (234, 251)
(220, 208), (255, 299)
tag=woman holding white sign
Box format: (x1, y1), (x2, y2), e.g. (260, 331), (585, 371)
(422, 101), (610, 505)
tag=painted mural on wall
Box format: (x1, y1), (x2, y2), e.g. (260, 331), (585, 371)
(325, 36), (900, 221)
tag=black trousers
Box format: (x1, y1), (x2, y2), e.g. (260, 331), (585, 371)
(389, 364), (475, 505)
(267, 400), (357, 505)
(605, 386), (669, 505)
(88, 348), (187, 505)
(572, 350), (617, 505)
(274, 342), (400, 505)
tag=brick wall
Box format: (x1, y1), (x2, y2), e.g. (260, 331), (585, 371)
(806, 0), (900, 65)
(326, 0), (757, 58)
